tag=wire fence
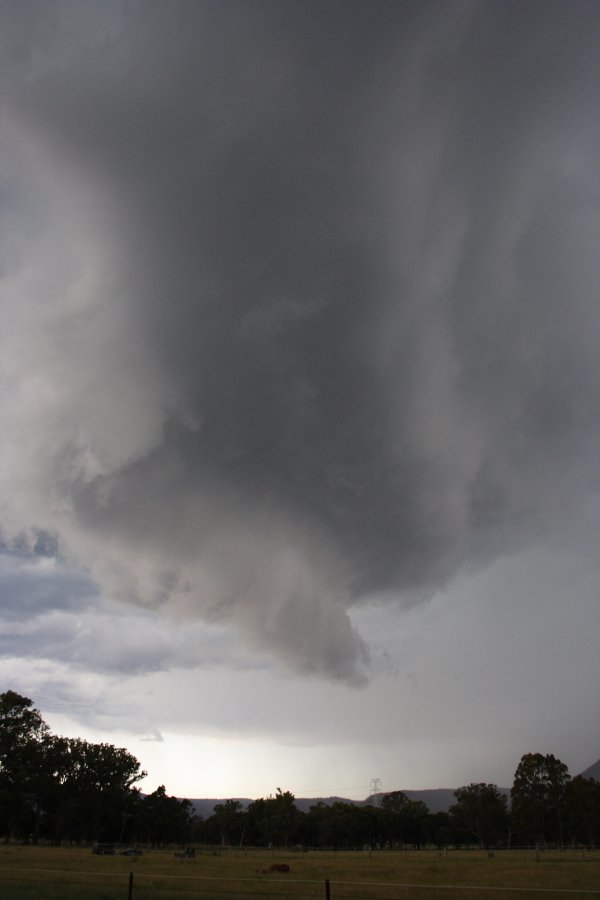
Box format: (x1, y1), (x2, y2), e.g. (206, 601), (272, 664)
(2, 868), (600, 900)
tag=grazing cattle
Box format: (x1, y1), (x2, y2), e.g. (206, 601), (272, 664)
(269, 863), (290, 873)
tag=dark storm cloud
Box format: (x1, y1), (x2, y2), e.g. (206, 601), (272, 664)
(1, 1), (599, 682)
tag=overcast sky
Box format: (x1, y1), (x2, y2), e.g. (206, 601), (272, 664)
(1, 0), (599, 801)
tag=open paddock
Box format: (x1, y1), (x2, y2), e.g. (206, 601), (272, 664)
(0, 846), (599, 899)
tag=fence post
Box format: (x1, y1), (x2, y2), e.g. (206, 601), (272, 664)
(325, 877), (331, 899)
(128, 871), (134, 900)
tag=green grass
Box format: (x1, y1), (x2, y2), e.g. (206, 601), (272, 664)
(0, 887), (123, 900)
(0, 846), (599, 899)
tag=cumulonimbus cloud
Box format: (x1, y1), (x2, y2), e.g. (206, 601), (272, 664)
(1, 1), (599, 683)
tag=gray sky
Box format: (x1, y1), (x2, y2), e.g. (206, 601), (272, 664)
(1, 0), (599, 799)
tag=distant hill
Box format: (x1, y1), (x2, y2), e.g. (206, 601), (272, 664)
(363, 789), (458, 813)
(188, 760), (600, 819)
(188, 797), (357, 819)
(580, 758), (600, 780)
(368, 788), (510, 813)
(188, 787), (510, 819)
(272, 793), (463, 814)
(189, 798), (251, 819)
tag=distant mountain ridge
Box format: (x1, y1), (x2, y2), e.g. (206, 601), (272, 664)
(189, 787), (503, 819)
(188, 758), (600, 819)
(580, 758), (600, 781)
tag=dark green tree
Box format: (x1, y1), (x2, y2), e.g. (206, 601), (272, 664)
(0, 691), (50, 840)
(449, 783), (508, 848)
(206, 799), (246, 846)
(424, 810), (453, 848)
(397, 799), (430, 848)
(243, 796), (269, 845)
(264, 788), (302, 847)
(41, 735), (146, 842)
(511, 753), (570, 845)
(359, 802), (385, 849)
(380, 792), (429, 847)
(246, 789), (302, 847)
(135, 785), (194, 845)
(305, 801), (369, 849)
(380, 790), (409, 844)
(563, 776), (600, 846)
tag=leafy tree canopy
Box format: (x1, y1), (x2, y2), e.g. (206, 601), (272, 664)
(511, 753), (571, 844)
(449, 782), (508, 848)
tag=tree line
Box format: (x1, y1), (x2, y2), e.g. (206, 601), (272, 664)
(0, 691), (192, 845)
(2, 691), (599, 848)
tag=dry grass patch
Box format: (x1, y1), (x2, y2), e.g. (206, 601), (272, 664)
(0, 846), (599, 899)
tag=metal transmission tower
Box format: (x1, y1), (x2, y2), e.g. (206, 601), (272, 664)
(369, 777), (382, 805)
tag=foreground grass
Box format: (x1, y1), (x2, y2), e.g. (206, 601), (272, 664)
(0, 845), (599, 899)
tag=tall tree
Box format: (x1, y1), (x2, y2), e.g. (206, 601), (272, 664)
(135, 785), (194, 845)
(380, 792), (429, 847)
(397, 799), (430, 848)
(207, 799), (246, 847)
(52, 738), (146, 842)
(304, 801), (371, 849)
(246, 789), (302, 847)
(511, 753), (570, 845)
(449, 783), (508, 848)
(0, 691), (50, 840)
(34, 733), (146, 843)
(380, 791), (409, 845)
(563, 776), (600, 846)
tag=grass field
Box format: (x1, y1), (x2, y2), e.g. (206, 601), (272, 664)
(0, 845), (599, 900)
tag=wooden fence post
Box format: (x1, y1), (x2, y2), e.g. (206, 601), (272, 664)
(325, 877), (331, 899)
(128, 871), (134, 899)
